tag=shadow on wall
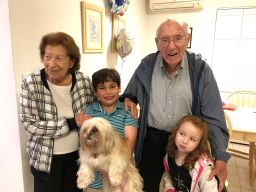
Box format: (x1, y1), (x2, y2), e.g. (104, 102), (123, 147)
(18, 101), (33, 192)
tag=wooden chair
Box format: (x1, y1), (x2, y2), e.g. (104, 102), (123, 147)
(224, 90), (256, 184)
(226, 90), (256, 108)
(224, 111), (249, 159)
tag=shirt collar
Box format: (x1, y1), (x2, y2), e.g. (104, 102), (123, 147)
(159, 52), (187, 78)
(93, 99), (122, 113)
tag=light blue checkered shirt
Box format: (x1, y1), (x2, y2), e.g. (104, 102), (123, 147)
(148, 52), (192, 132)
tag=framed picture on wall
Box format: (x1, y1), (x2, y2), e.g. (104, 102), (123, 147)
(187, 27), (193, 48)
(81, 2), (104, 53)
(111, 14), (126, 53)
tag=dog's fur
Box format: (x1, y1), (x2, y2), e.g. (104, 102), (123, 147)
(77, 117), (143, 192)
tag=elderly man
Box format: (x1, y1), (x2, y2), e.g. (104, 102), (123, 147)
(124, 19), (230, 192)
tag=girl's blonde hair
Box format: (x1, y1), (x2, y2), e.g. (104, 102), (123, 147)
(166, 115), (212, 170)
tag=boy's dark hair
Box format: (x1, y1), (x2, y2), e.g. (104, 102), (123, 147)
(92, 68), (121, 90)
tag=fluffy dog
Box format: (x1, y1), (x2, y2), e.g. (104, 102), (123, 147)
(77, 117), (143, 192)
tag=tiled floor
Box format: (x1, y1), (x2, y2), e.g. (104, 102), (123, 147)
(227, 143), (256, 192)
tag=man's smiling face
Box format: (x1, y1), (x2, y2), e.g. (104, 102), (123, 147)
(155, 20), (189, 71)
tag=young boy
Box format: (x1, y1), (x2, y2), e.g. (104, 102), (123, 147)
(84, 68), (138, 192)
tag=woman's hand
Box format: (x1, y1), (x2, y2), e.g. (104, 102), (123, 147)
(75, 112), (91, 127)
(124, 98), (138, 120)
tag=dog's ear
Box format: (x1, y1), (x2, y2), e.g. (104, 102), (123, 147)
(79, 129), (86, 151)
(102, 125), (115, 154)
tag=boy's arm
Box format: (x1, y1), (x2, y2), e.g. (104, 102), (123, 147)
(124, 108), (138, 153)
(124, 125), (137, 151)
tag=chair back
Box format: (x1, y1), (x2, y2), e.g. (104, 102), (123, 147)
(224, 111), (232, 137)
(226, 90), (256, 108)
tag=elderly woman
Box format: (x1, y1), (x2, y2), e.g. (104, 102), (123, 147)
(20, 32), (94, 192)
(20, 32), (137, 192)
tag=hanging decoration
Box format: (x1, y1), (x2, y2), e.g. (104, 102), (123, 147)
(116, 28), (134, 59)
(109, 0), (130, 16)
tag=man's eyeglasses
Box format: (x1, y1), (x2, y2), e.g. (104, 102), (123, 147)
(158, 36), (185, 47)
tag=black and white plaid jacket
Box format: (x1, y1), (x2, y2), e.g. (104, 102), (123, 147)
(20, 69), (94, 173)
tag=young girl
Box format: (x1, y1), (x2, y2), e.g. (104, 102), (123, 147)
(162, 115), (218, 192)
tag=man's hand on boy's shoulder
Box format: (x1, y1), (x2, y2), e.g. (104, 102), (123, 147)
(124, 98), (138, 120)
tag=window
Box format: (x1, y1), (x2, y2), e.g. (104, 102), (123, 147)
(212, 8), (256, 92)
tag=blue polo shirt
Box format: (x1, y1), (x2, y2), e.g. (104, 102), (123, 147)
(84, 99), (138, 189)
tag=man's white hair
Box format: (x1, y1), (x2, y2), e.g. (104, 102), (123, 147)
(156, 19), (189, 38)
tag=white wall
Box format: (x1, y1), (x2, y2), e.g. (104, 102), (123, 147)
(144, 0), (256, 66)
(9, 0), (147, 92)
(143, 0), (256, 100)
(0, 0), (24, 191)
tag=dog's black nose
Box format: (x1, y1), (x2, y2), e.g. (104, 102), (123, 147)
(91, 126), (98, 134)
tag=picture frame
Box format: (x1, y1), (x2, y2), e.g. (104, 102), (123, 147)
(187, 27), (193, 48)
(81, 2), (104, 53)
(111, 14), (126, 53)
